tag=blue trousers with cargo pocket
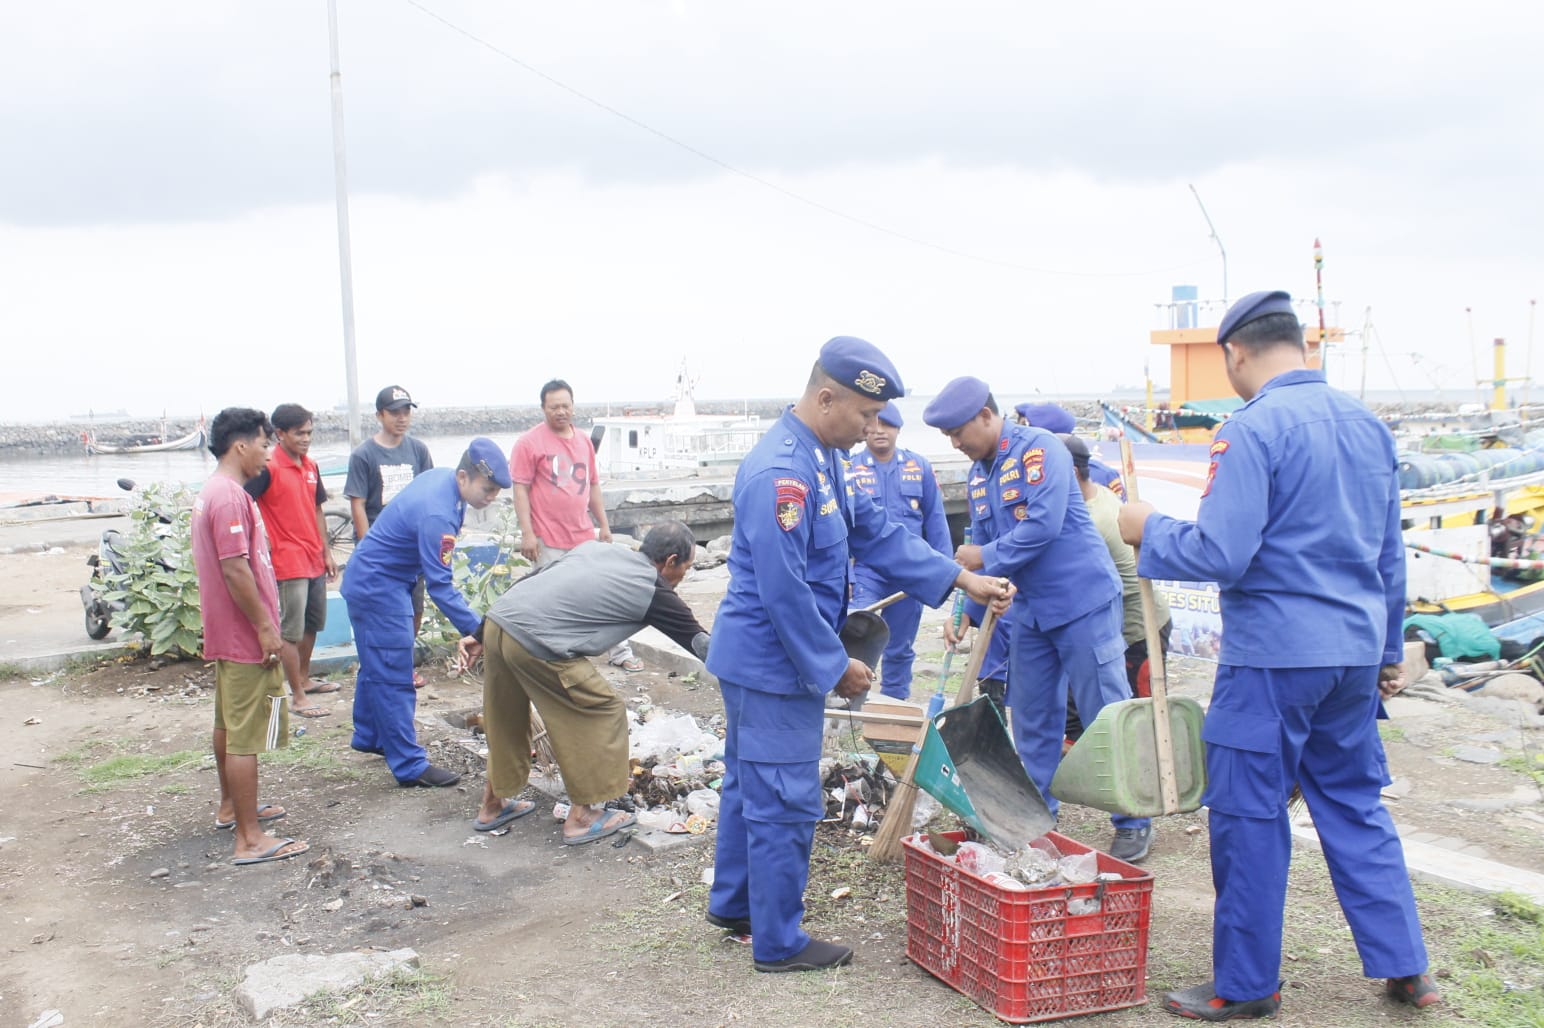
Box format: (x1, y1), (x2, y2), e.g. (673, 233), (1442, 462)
(1006, 597), (1149, 832)
(346, 595), (429, 784)
(1204, 664), (1428, 1000)
(708, 679), (826, 964)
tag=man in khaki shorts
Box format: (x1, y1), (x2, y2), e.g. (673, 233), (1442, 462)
(192, 407), (309, 866)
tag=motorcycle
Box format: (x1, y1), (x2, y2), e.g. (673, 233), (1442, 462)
(81, 478), (175, 640)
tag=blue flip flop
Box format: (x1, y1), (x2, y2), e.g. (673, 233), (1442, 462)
(215, 804), (286, 831)
(562, 811), (637, 846)
(472, 800), (536, 832)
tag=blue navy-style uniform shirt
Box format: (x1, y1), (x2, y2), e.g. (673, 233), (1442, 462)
(1137, 369), (1405, 668)
(967, 422), (1120, 629)
(850, 446), (952, 580)
(339, 467), (482, 637)
(707, 408), (964, 695)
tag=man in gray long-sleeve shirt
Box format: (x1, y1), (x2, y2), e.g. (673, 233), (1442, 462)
(466, 520), (710, 844)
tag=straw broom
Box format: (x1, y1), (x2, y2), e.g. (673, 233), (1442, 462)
(870, 604), (1000, 862)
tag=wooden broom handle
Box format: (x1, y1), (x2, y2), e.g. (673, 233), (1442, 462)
(1119, 435), (1181, 814)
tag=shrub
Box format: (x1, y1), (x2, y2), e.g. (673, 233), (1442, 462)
(104, 482), (202, 659)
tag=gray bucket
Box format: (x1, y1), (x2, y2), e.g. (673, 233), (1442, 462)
(827, 610), (891, 712)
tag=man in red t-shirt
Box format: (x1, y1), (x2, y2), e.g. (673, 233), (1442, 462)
(509, 379), (640, 671)
(192, 407), (309, 866)
(246, 404), (340, 720)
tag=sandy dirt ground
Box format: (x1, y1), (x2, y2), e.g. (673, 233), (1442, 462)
(2, 529), (1543, 1026)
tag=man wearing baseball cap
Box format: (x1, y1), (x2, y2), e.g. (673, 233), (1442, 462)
(705, 336), (1012, 972)
(341, 438), (511, 787)
(344, 385), (435, 673)
(924, 376), (1153, 863)
(1118, 290), (1439, 1019)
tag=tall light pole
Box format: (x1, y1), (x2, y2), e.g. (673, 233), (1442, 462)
(1188, 184), (1227, 306)
(328, 0), (362, 450)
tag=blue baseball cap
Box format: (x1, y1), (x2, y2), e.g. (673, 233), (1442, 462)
(1014, 402), (1075, 434)
(922, 376), (991, 430)
(1217, 290), (1295, 346)
(877, 400), (904, 428)
(818, 336), (905, 401)
(464, 436), (512, 488)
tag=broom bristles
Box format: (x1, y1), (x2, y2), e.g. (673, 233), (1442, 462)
(528, 703), (559, 775)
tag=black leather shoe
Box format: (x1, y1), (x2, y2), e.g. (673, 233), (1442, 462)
(1163, 981), (1281, 1021)
(753, 938), (853, 973)
(707, 911), (752, 935)
(403, 765), (461, 788)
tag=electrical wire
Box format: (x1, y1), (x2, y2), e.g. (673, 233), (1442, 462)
(399, 0), (1214, 279)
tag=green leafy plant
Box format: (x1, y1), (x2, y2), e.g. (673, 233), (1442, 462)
(103, 482), (202, 658)
(418, 504), (528, 655)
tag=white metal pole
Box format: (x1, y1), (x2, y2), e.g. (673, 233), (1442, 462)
(328, 0), (362, 450)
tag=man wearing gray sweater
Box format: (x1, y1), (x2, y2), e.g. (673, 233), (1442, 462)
(467, 521), (710, 844)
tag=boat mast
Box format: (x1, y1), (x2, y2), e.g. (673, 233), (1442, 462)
(327, 0), (363, 450)
(1314, 239), (1327, 378)
(1187, 184), (1227, 305)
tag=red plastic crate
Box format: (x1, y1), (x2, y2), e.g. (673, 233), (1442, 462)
(903, 830), (1152, 1023)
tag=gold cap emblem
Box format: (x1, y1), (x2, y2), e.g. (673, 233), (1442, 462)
(854, 370), (885, 395)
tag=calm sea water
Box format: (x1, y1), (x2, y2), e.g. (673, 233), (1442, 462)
(0, 396), (1034, 497)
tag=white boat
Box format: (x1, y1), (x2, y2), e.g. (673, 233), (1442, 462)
(83, 419), (207, 455)
(591, 362), (766, 479)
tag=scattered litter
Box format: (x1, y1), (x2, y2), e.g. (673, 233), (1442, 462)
(149, 867), (170, 879)
(23, 717), (40, 726)
(462, 836), (488, 848)
(663, 890), (685, 904)
(322, 899), (344, 912)
(27, 1010), (63, 1028)
(830, 886), (852, 901)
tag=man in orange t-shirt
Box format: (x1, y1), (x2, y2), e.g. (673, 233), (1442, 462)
(246, 404), (339, 718)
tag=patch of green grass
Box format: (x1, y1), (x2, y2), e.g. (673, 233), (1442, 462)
(158, 782), (193, 795)
(79, 749), (207, 791)
(1495, 891), (1544, 925)
(1378, 722), (1407, 743)
(309, 968), (453, 1023)
(1499, 752), (1544, 787)
(52, 739), (116, 767)
(261, 732), (363, 778)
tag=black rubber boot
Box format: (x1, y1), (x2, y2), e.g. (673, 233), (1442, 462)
(1386, 973), (1442, 1008)
(706, 911), (752, 935)
(753, 938), (853, 973)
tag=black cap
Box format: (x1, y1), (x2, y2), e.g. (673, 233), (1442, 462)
(375, 385), (417, 412)
(1055, 433), (1090, 468)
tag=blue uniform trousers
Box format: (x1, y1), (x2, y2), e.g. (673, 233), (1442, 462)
(708, 679), (826, 963)
(1007, 597), (1148, 832)
(347, 595), (429, 784)
(1205, 665), (1427, 1000)
(851, 577), (924, 700)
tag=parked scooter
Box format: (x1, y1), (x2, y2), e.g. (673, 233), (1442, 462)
(81, 479), (174, 640)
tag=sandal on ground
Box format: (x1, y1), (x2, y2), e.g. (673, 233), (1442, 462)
(473, 800), (537, 832)
(215, 803), (286, 831)
(304, 679), (341, 694)
(562, 811), (637, 845)
(232, 838), (309, 866)
(610, 657), (644, 673)
(412, 671), (427, 688)
(292, 704), (331, 718)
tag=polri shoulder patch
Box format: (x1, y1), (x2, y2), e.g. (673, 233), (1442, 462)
(439, 534), (456, 566)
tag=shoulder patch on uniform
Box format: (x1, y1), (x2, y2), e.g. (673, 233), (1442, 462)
(1013, 504), (1029, 520)
(439, 534), (456, 566)
(777, 498), (804, 531)
(1025, 464), (1045, 485)
(998, 466), (1021, 485)
(774, 477), (808, 495)
(1001, 487), (1021, 501)
(1210, 439), (1230, 457)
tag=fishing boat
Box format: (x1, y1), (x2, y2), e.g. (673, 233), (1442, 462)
(591, 361), (766, 479)
(83, 418), (206, 455)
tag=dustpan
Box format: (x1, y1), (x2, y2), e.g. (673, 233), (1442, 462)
(1052, 434), (1207, 818)
(913, 695), (1055, 849)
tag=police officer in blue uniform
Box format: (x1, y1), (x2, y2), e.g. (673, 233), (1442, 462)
(706, 337), (1011, 973)
(1119, 291), (1439, 1020)
(850, 401), (952, 700)
(926, 377), (1154, 862)
(342, 438), (510, 787)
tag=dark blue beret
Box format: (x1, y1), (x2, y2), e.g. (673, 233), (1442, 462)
(1015, 402), (1075, 434)
(465, 436), (513, 488)
(877, 401), (903, 428)
(1217, 290), (1295, 346)
(922, 376), (991, 429)
(818, 336), (905, 401)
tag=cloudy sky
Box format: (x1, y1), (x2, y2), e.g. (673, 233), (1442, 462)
(2, 1), (1539, 425)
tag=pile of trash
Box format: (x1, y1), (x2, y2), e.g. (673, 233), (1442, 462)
(914, 832), (1124, 905)
(622, 707), (726, 834)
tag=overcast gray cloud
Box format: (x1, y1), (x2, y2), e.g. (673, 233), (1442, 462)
(4, 1), (1538, 226)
